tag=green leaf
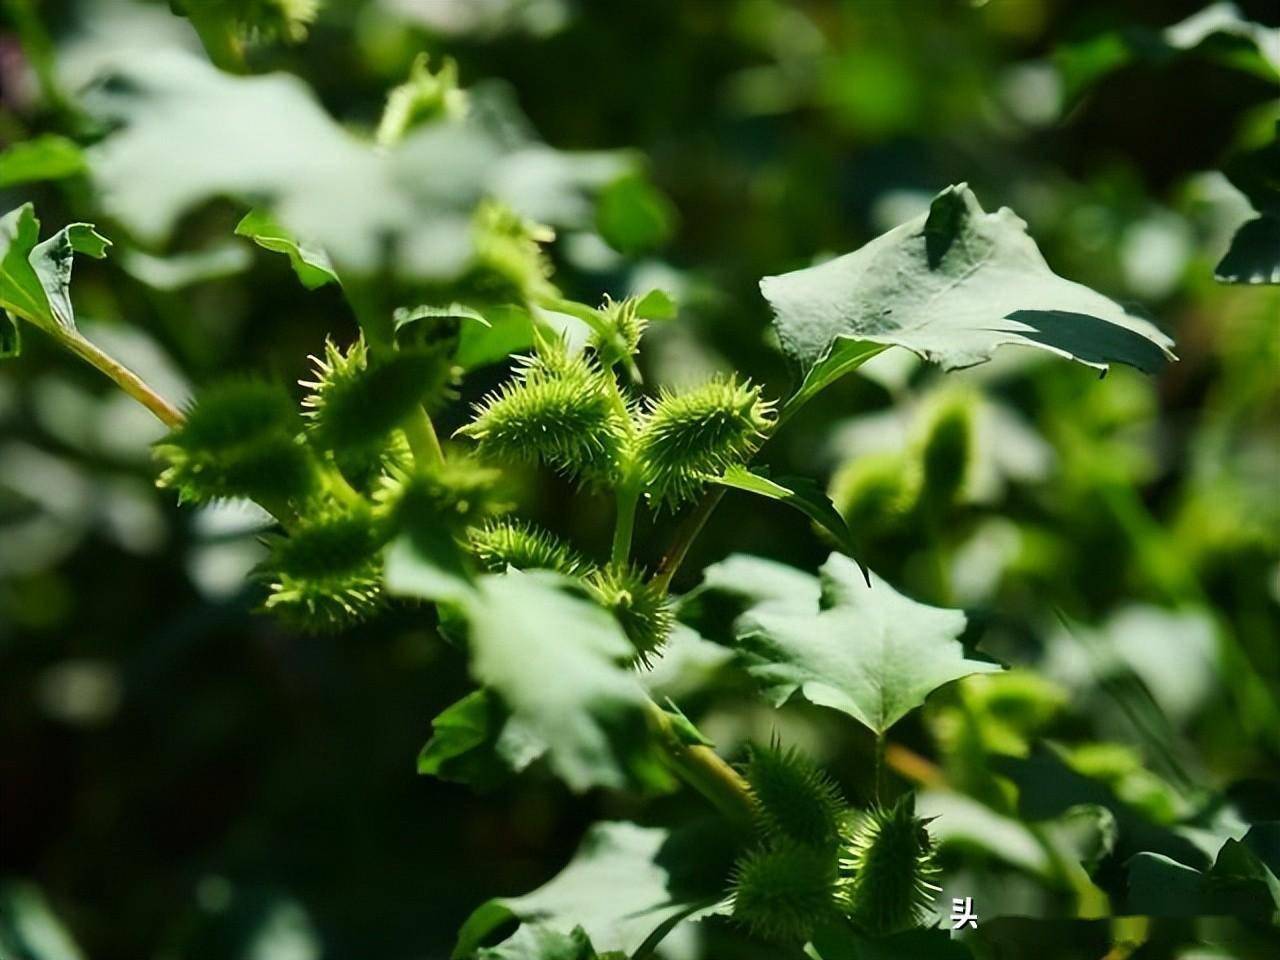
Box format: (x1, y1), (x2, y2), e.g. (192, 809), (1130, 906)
(84, 50), (626, 283)
(784, 338), (887, 416)
(0, 134), (86, 187)
(455, 821), (733, 959)
(1, 205), (110, 335)
(1125, 828), (1280, 921)
(235, 209), (338, 289)
(456, 305), (537, 370)
(761, 185), (1175, 382)
(735, 553), (1002, 734)
(119, 242), (252, 291)
(475, 924), (599, 960)
(417, 689), (517, 790)
(634, 288), (677, 320)
(596, 173), (676, 254)
(1215, 127), (1280, 285)
(713, 465), (867, 579)
(386, 547), (663, 792)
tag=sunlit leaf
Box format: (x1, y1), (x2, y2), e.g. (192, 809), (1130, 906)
(735, 553), (1001, 734)
(761, 185), (1175, 386)
(1, 204), (110, 335)
(235, 209), (338, 289)
(0, 135), (86, 187)
(455, 821), (733, 959)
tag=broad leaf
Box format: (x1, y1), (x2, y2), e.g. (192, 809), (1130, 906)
(475, 924), (599, 960)
(1, 204), (110, 335)
(387, 538), (662, 793)
(84, 50), (629, 283)
(0, 134), (86, 187)
(735, 553), (1001, 734)
(455, 821), (733, 959)
(1126, 824), (1280, 920)
(713, 466), (867, 579)
(417, 689), (517, 791)
(1215, 126), (1280, 285)
(761, 185), (1175, 386)
(235, 209), (338, 289)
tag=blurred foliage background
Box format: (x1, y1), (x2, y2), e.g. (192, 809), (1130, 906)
(1, 0), (1278, 958)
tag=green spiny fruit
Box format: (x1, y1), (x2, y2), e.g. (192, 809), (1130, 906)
(379, 458), (508, 535)
(591, 295), (647, 366)
(586, 564), (672, 664)
(331, 430), (413, 496)
(915, 392), (975, 514)
(260, 504), (386, 631)
(469, 200), (557, 306)
(467, 519), (588, 576)
(301, 337), (453, 454)
(156, 380), (316, 504)
(376, 53), (467, 147)
(458, 345), (627, 485)
(730, 843), (843, 943)
(828, 451), (917, 539)
(841, 796), (941, 936)
(635, 375), (775, 506)
(176, 0), (319, 42)
(746, 741), (846, 849)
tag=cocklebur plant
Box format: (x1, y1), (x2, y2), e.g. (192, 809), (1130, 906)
(0, 34), (1187, 958)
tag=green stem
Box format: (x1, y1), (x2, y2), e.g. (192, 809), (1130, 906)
(651, 487), (725, 593)
(403, 407), (445, 468)
(55, 328), (185, 428)
(612, 483), (640, 568)
(644, 700), (755, 829)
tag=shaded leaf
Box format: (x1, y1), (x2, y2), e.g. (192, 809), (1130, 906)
(0, 314), (19, 359)
(0, 134), (86, 187)
(475, 924), (599, 960)
(235, 209), (338, 289)
(455, 821), (733, 959)
(1215, 127), (1280, 284)
(1, 205), (110, 335)
(761, 185), (1174, 383)
(735, 553), (1001, 734)
(417, 689), (517, 791)
(811, 921), (974, 960)
(713, 466), (866, 578)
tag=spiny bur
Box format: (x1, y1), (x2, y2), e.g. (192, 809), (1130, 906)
(829, 451), (917, 539)
(376, 53), (467, 146)
(730, 843), (843, 943)
(746, 741), (846, 849)
(586, 564), (673, 665)
(301, 337), (453, 455)
(635, 374), (775, 506)
(156, 379), (315, 505)
(261, 503), (387, 631)
(591, 295), (647, 367)
(467, 519), (588, 577)
(915, 391), (975, 515)
(379, 458), (508, 535)
(468, 200), (557, 306)
(458, 341), (628, 486)
(841, 795), (941, 936)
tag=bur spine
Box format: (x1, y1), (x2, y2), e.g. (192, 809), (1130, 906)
(841, 796), (941, 936)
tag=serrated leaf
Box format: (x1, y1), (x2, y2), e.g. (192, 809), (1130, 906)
(713, 466), (867, 580)
(235, 209), (338, 289)
(386, 542), (663, 793)
(735, 553), (1002, 734)
(1215, 126), (1280, 285)
(761, 185), (1175, 386)
(0, 134), (86, 187)
(84, 50), (625, 284)
(1, 205), (110, 336)
(417, 689), (517, 791)
(455, 821), (733, 959)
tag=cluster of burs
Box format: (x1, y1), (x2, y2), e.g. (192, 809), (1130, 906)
(731, 742), (940, 942)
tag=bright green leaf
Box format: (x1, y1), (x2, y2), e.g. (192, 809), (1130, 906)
(634, 288), (677, 320)
(713, 465), (867, 579)
(761, 185), (1175, 382)
(596, 174), (676, 254)
(455, 821), (732, 959)
(0, 134), (86, 187)
(1, 205), (109, 335)
(417, 689), (517, 791)
(735, 553), (1002, 734)
(235, 209), (338, 289)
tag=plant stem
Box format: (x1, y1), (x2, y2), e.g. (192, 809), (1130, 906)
(612, 483), (640, 568)
(55, 328), (185, 428)
(644, 699), (755, 829)
(651, 487), (725, 593)
(403, 406), (445, 467)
